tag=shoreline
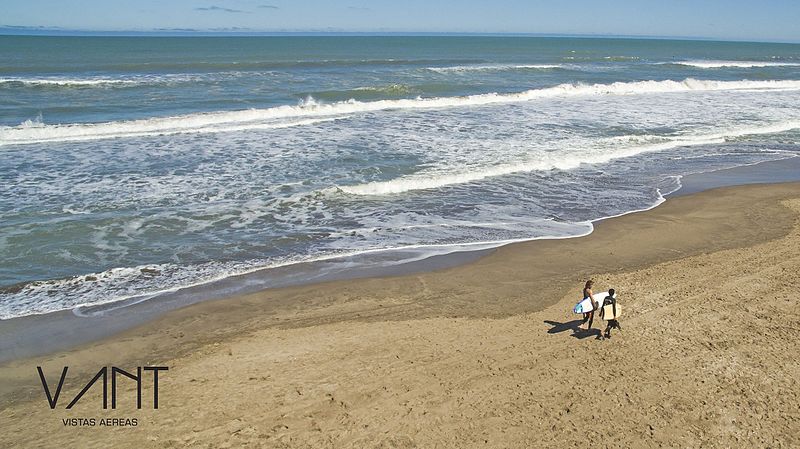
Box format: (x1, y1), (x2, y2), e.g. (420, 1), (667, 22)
(1, 180), (799, 447)
(0, 176), (798, 401)
(2, 157), (800, 361)
(2, 156), (800, 363)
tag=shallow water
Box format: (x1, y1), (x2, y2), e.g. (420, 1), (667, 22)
(1, 36), (799, 318)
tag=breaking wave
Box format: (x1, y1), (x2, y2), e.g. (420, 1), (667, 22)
(3, 78), (800, 146)
(0, 77), (140, 87)
(670, 60), (800, 69)
(338, 120), (800, 195)
(427, 64), (565, 73)
(0, 74), (208, 88)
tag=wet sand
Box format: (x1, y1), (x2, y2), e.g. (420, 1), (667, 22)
(1, 181), (799, 448)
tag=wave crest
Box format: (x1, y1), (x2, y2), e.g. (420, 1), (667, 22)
(670, 60), (800, 69)
(427, 64), (564, 73)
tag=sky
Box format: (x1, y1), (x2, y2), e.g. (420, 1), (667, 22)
(2, 0), (800, 42)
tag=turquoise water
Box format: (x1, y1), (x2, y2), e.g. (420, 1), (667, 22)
(1, 36), (800, 318)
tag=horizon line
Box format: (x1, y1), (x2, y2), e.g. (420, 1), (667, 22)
(1, 27), (799, 45)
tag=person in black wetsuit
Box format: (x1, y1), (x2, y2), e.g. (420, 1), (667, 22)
(601, 288), (622, 339)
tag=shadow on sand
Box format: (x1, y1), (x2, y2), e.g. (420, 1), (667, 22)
(544, 319), (602, 340)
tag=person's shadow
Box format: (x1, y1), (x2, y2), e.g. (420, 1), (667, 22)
(544, 319), (602, 339)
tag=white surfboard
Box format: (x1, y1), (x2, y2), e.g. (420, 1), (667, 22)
(573, 291), (613, 314)
(601, 303), (621, 320)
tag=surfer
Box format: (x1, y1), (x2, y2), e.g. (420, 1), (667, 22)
(580, 280), (598, 330)
(601, 288), (622, 339)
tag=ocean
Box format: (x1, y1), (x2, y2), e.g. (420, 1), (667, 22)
(1, 35), (799, 319)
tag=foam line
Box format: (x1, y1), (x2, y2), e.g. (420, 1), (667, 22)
(671, 61), (800, 68)
(0, 77), (140, 86)
(427, 64), (564, 73)
(2, 78), (800, 146)
(0, 116), (345, 145)
(338, 120), (800, 195)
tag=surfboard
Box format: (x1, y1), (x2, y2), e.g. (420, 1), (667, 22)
(601, 303), (621, 320)
(573, 291), (612, 314)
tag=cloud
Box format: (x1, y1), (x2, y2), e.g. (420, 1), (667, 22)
(194, 6), (247, 13)
(154, 27), (200, 32)
(258, 4), (279, 9)
(2, 24), (47, 28)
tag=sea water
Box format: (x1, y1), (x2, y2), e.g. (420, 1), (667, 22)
(1, 36), (799, 318)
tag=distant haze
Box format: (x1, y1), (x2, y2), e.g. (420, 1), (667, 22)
(2, 0), (800, 43)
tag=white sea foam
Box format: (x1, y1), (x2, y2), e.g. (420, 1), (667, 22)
(1, 217), (592, 320)
(672, 60), (800, 68)
(0, 116), (346, 145)
(0, 74), (211, 88)
(3, 78), (800, 146)
(351, 83), (415, 94)
(0, 77), (141, 87)
(338, 120), (800, 195)
(427, 64), (564, 73)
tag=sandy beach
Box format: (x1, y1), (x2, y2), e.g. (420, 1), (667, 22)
(2, 181), (800, 448)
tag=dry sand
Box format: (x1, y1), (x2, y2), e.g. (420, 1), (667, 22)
(1, 182), (799, 448)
